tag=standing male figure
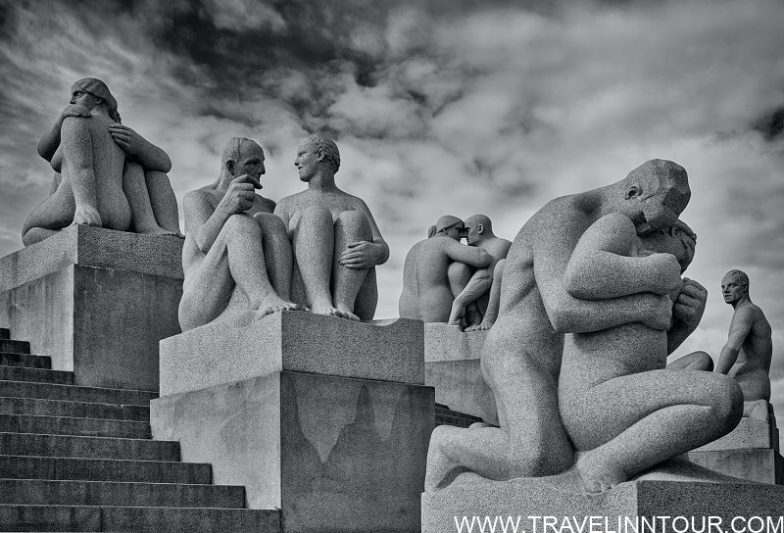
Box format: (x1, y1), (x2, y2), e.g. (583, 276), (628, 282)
(447, 214), (511, 330)
(715, 269), (773, 404)
(274, 134), (389, 321)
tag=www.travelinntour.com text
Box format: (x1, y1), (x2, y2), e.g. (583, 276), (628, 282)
(451, 515), (784, 533)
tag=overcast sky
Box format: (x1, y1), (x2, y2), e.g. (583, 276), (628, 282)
(1, 0), (783, 428)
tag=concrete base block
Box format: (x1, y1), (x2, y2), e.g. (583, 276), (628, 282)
(0, 226), (182, 391)
(695, 413), (777, 452)
(151, 371), (434, 533)
(688, 448), (784, 484)
(160, 313), (423, 396)
(424, 324), (497, 424)
(422, 474), (784, 533)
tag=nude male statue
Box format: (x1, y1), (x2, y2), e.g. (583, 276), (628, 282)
(274, 134), (389, 321)
(425, 159), (708, 491)
(447, 214), (511, 330)
(178, 137), (299, 331)
(558, 214), (742, 493)
(22, 78), (180, 245)
(714, 269), (773, 404)
(399, 216), (491, 322)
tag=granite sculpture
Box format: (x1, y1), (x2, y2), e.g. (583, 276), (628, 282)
(425, 159), (710, 492)
(274, 134), (389, 321)
(447, 214), (511, 330)
(559, 213), (742, 493)
(399, 216), (491, 322)
(178, 137), (299, 331)
(22, 78), (180, 245)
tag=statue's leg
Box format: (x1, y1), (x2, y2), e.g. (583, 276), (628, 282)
(354, 268), (378, 321)
(446, 262), (473, 326)
(21, 174), (75, 246)
(449, 265), (492, 327)
(254, 213), (295, 302)
(293, 206), (340, 317)
(667, 350), (713, 371)
(564, 369), (742, 493)
(332, 210), (373, 320)
(123, 163), (176, 235)
(145, 170), (182, 235)
(469, 259), (505, 331)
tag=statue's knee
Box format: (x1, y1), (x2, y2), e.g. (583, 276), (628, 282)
(124, 161), (145, 177)
(694, 351), (714, 371)
(223, 214), (259, 237)
(713, 378), (743, 427)
(300, 205), (332, 223)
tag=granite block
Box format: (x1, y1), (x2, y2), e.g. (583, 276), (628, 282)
(159, 312), (424, 396)
(422, 474), (784, 533)
(694, 416), (774, 451)
(424, 323), (486, 363)
(151, 370), (434, 533)
(688, 448), (783, 484)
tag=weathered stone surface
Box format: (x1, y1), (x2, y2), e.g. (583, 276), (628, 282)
(151, 370), (433, 533)
(688, 448), (783, 484)
(694, 416), (775, 452)
(0, 226), (182, 390)
(160, 313), (423, 396)
(424, 324), (496, 424)
(422, 473), (783, 533)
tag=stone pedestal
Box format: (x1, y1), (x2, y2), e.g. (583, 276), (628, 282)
(688, 401), (783, 484)
(0, 226), (183, 391)
(151, 313), (433, 533)
(422, 473), (784, 533)
(424, 324), (497, 424)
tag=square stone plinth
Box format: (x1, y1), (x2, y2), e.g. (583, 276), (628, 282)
(159, 312), (424, 396)
(422, 474), (784, 533)
(424, 324), (497, 424)
(0, 226), (183, 390)
(688, 448), (784, 484)
(151, 370), (434, 533)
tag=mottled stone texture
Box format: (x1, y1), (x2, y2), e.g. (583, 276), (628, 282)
(424, 324), (497, 424)
(0, 226), (182, 390)
(160, 313), (424, 396)
(422, 475), (784, 533)
(152, 372), (433, 533)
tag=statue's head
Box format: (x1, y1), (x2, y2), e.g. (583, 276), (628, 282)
(428, 215), (463, 240)
(296, 134), (340, 181)
(70, 78), (120, 122)
(220, 137), (265, 183)
(721, 269), (749, 305)
(619, 159), (691, 236)
(464, 214), (492, 245)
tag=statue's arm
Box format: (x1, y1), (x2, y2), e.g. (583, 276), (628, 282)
(445, 241), (491, 268)
(533, 212), (671, 333)
(564, 213), (681, 300)
(186, 176), (258, 254)
(714, 307), (753, 374)
(108, 124), (172, 173)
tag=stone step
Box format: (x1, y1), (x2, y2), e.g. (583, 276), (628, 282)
(0, 479), (246, 509)
(0, 352), (51, 368)
(0, 380), (156, 405)
(0, 328), (8, 340)
(0, 339), (30, 354)
(0, 414), (151, 439)
(0, 366), (73, 385)
(0, 505), (280, 532)
(0, 397), (148, 421)
(0, 432), (180, 461)
(0, 455), (212, 484)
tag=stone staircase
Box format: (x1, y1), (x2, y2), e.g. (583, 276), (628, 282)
(0, 327), (281, 532)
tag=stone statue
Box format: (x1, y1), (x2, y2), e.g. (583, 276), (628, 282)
(425, 159), (709, 491)
(715, 269), (773, 404)
(22, 78), (180, 245)
(558, 213), (742, 493)
(447, 214), (511, 330)
(274, 134), (389, 321)
(399, 216), (491, 322)
(178, 137), (300, 331)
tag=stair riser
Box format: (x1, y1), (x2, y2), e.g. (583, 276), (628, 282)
(0, 432), (180, 461)
(0, 457), (211, 484)
(0, 415), (151, 439)
(0, 340), (29, 354)
(0, 480), (245, 508)
(0, 381), (156, 405)
(0, 397), (149, 421)
(0, 329), (9, 340)
(0, 353), (51, 368)
(0, 366), (73, 384)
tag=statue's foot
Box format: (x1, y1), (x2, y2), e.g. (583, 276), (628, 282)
(137, 225), (184, 238)
(335, 304), (360, 321)
(254, 296), (303, 319)
(465, 322), (492, 332)
(469, 421), (494, 428)
(71, 205), (102, 227)
(310, 301), (344, 318)
(575, 451), (627, 494)
(425, 426), (468, 492)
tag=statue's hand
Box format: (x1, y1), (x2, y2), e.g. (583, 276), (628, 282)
(641, 294), (673, 331)
(646, 253), (683, 295)
(672, 277), (707, 332)
(340, 241), (382, 269)
(217, 174), (259, 215)
(108, 123), (145, 156)
(61, 104), (91, 120)
(71, 204), (102, 227)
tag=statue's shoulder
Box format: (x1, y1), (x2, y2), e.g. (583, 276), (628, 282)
(254, 195), (276, 213)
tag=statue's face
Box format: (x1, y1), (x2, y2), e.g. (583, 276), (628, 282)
(464, 220), (482, 245)
(70, 90), (99, 110)
(294, 143), (320, 182)
(235, 144), (266, 183)
(721, 274), (747, 305)
(444, 223), (464, 241)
